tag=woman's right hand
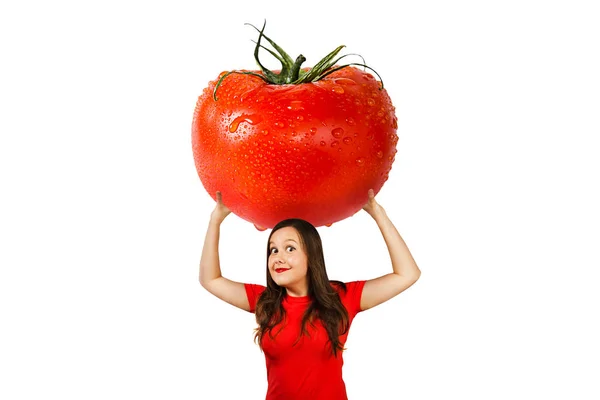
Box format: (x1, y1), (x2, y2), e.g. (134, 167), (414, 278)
(210, 191), (231, 223)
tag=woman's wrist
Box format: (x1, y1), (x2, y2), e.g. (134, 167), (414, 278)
(367, 205), (387, 221)
(210, 211), (227, 225)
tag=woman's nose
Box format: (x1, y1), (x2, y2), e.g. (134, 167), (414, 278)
(272, 256), (284, 264)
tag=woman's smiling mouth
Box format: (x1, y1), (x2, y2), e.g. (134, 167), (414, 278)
(275, 268), (291, 273)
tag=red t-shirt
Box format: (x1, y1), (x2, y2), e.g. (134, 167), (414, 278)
(245, 280), (366, 400)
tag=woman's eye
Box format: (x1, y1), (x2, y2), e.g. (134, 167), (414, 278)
(269, 246), (294, 254)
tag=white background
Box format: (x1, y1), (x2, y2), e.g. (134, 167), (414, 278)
(1, 0), (599, 399)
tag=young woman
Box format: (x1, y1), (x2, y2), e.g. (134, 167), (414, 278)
(199, 189), (421, 400)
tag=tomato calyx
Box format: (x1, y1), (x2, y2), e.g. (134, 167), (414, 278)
(213, 21), (385, 101)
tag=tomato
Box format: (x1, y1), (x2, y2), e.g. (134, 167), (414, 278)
(192, 23), (398, 229)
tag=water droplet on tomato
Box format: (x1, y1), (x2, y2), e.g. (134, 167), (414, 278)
(333, 77), (356, 86)
(310, 127), (317, 135)
(367, 132), (374, 140)
(288, 100), (304, 110)
(343, 136), (352, 145)
(228, 120), (240, 133)
(229, 114), (262, 133)
(346, 117), (356, 126)
(355, 158), (365, 166)
(367, 98), (376, 106)
(332, 85), (344, 94)
(320, 141), (326, 146)
(325, 223), (333, 227)
(262, 130), (269, 136)
(331, 141), (339, 148)
(254, 224), (267, 231)
(376, 151), (383, 158)
(331, 127), (344, 138)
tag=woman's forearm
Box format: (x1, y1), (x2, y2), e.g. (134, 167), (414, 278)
(371, 208), (421, 279)
(199, 216), (225, 286)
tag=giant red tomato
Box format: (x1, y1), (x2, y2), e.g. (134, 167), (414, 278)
(192, 24), (398, 229)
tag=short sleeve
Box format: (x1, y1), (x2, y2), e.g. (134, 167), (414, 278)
(339, 280), (366, 316)
(244, 283), (266, 313)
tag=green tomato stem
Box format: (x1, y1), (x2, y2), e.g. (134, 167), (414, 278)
(212, 20), (384, 101)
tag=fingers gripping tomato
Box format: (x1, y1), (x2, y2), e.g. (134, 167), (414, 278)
(192, 22), (398, 229)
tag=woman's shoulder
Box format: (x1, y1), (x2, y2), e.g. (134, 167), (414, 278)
(244, 283), (267, 313)
(330, 280), (346, 290)
(245, 283), (267, 297)
(330, 280), (366, 313)
(330, 280), (366, 296)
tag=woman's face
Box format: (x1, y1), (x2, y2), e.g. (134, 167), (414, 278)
(268, 227), (309, 295)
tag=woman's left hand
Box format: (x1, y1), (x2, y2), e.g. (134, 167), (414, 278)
(362, 189), (385, 218)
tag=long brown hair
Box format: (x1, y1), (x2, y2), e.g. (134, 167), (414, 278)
(253, 219), (349, 357)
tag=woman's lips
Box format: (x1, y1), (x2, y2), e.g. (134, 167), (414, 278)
(275, 268), (291, 273)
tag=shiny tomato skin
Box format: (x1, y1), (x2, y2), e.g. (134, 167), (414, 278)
(192, 66), (398, 229)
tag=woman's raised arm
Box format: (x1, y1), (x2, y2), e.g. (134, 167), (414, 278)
(199, 191), (251, 312)
(360, 189), (421, 311)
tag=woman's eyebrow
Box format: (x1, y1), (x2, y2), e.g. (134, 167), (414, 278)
(269, 239), (298, 245)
